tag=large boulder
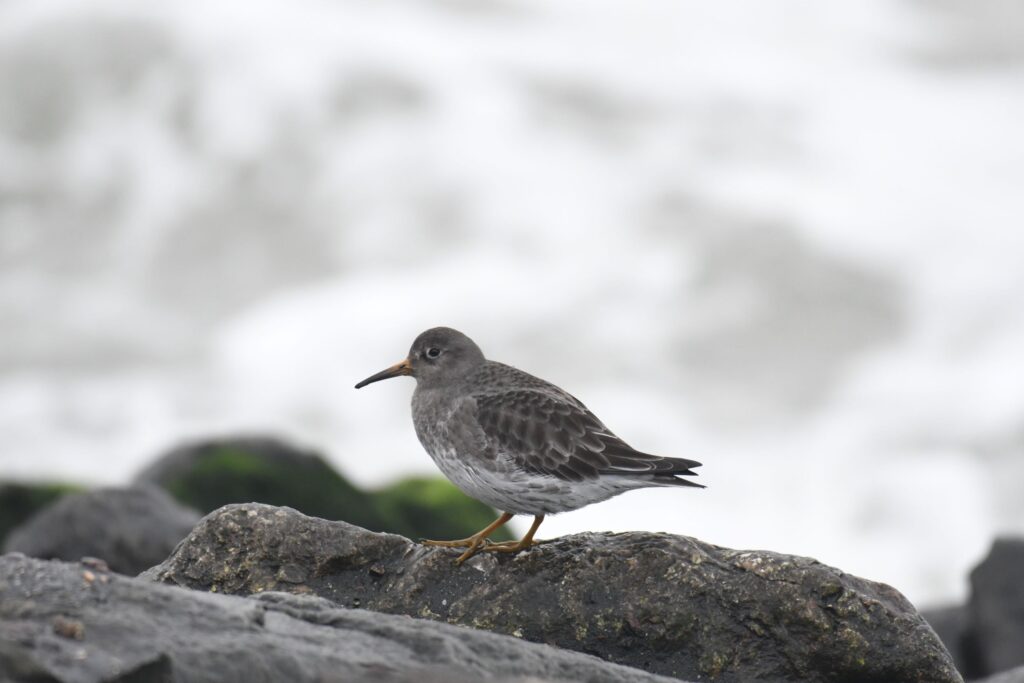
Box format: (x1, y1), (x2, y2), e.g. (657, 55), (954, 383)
(136, 435), (511, 542)
(145, 503), (962, 683)
(135, 435), (385, 529)
(0, 553), (674, 683)
(966, 537), (1024, 677)
(3, 486), (199, 575)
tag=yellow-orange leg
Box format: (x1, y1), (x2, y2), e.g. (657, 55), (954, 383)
(481, 515), (545, 555)
(421, 512), (514, 564)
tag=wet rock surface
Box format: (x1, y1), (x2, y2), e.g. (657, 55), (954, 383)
(145, 503), (962, 683)
(3, 486), (199, 575)
(0, 553), (673, 683)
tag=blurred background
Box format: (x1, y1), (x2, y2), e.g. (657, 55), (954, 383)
(1, 0), (1022, 608)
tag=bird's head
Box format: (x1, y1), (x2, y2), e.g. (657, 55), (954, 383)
(355, 327), (486, 390)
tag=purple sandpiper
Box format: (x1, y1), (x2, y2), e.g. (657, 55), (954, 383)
(355, 327), (704, 564)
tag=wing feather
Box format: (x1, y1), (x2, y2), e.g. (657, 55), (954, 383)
(471, 389), (703, 485)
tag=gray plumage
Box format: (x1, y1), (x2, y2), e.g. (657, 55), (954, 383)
(357, 327), (703, 517)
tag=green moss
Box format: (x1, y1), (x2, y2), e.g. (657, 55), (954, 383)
(161, 444), (388, 532)
(0, 482), (83, 544)
(370, 477), (513, 542)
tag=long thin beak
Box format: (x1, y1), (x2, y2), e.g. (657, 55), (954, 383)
(354, 358), (412, 389)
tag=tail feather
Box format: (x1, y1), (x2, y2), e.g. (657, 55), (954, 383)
(654, 454), (705, 488)
(654, 474), (706, 489)
(600, 447), (706, 488)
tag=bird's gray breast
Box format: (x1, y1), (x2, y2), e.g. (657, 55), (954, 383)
(412, 389), (487, 468)
(411, 388), (533, 510)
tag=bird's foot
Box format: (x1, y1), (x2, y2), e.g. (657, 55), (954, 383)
(419, 512), (519, 565)
(453, 536), (492, 565)
(420, 537), (484, 549)
(479, 539), (539, 554)
(422, 535), (493, 564)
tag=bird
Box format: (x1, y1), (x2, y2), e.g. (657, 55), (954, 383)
(355, 327), (703, 564)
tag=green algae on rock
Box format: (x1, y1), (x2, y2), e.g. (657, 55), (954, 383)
(136, 436), (386, 530)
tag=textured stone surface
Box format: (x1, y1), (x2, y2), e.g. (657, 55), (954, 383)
(0, 553), (674, 683)
(145, 503), (962, 683)
(3, 486), (199, 575)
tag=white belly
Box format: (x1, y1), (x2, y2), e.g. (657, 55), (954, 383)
(424, 442), (642, 516)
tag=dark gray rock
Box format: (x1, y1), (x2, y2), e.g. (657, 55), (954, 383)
(0, 553), (674, 683)
(144, 503), (962, 683)
(975, 665), (1024, 683)
(922, 604), (970, 674)
(2, 486), (199, 575)
(967, 537), (1024, 677)
(0, 482), (82, 546)
(134, 435), (384, 529)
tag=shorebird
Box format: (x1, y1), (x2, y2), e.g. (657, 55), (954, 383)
(355, 327), (703, 564)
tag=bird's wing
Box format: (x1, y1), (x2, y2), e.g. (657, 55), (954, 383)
(470, 389), (703, 484)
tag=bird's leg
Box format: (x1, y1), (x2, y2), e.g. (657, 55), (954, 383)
(481, 515), (545, 554)
(421, 512), (513, 562)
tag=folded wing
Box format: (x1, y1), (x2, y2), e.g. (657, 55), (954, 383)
(471, 389), (704, 487)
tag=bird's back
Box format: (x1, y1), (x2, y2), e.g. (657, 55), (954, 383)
(464, 361), (585, 404)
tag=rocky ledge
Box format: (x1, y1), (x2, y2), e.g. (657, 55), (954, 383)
(143, 503), (961, 683)
(0, 553), (673, 683)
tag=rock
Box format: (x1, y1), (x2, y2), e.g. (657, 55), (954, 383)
(0, 481), (81, 545)
(975, 665), (1024, 683)
(966, 537), (1024, 677)
(3, 486), (199, 575)
(0, 554), (675, 683)
(145, 503), (962, 683)
(922, 604), (969, 674)
(921, 537), (1024, 682)
(135, 435), (385, 529)
(135, 435), (511, 541)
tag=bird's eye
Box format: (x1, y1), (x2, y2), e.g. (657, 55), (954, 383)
(426, 347), (441, 359)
